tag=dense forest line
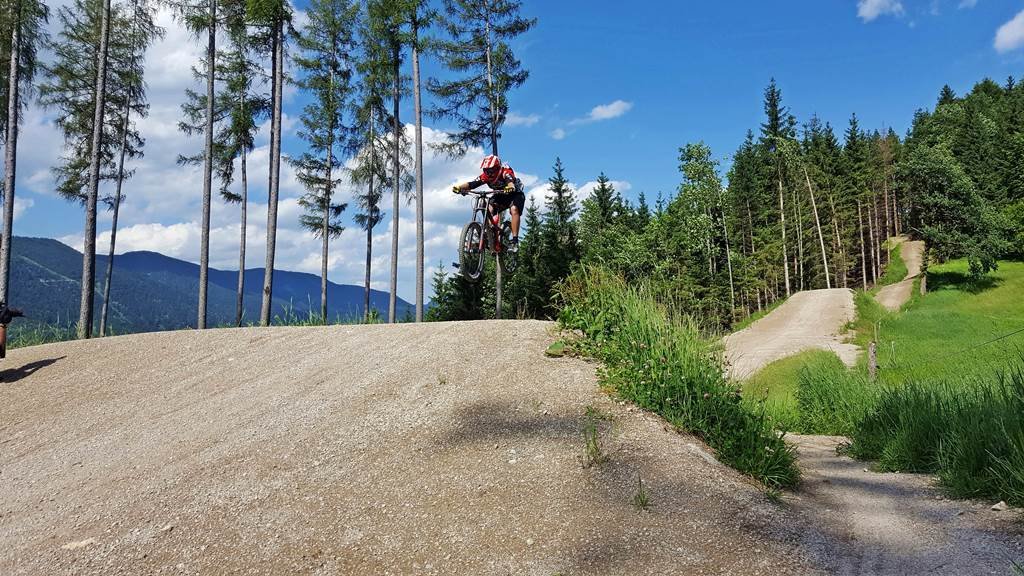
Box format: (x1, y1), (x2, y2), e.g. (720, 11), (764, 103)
(429, 76), (1024, 329)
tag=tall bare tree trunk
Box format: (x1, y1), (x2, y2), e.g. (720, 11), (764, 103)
(719, 190), (735, 315)
(803, 166), (831, 289)
(321, 139), (332, 323)
(892, 185), (901, 236)
(412, 19), (424, 322)
(874, 196), (883, 270)
(793, 188), (804, 291)
(78, 0), (113, 339)
(883, 176), (892, 239)
(364, 124), (375, 323)
(388, 43), (400, 323)
(828, 193), (845, 288)
(484, 15), (497, 155)
(0, 14), (21, 305)
(868, 195), (876, 278)
(260, 21), (283, 326)
(236, 143), (247, 326)
(197, 0), (215, 329)
(100, 111), (131, 336)
(867, 198), (878, 282)
(778, 177), (791, 297)
(858, 201), (868, 290)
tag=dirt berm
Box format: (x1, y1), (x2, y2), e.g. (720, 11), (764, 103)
(1, 320), (822, 575)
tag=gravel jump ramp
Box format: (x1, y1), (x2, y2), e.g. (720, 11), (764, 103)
(723, 289), (859, 380)
(1, 321), (824, 575)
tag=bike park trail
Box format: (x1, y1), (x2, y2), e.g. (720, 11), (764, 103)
(1, 320), (827, 575)
(723, 288), (860, 380)
(721, 259), (1022, 574)
(875, 237), (926, 312)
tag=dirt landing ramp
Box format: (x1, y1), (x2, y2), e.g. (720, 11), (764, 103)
(1, 321), (819, 575)
(724, 289), (859, 379)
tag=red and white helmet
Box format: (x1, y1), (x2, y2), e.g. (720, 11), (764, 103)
(481, 154), (501, 172)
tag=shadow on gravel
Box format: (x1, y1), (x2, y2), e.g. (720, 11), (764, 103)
(0, 356), (65, 384)
(438, 400), (584, 445)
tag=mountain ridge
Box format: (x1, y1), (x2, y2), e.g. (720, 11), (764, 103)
(7, 236), (412, 336)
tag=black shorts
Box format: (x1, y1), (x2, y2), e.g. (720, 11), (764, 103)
(491, 190), (525, 213)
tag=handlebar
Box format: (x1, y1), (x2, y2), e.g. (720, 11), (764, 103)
(0, 303), (23, 325)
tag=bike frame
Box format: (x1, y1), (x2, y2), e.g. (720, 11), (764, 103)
(467, 190), (509, 255)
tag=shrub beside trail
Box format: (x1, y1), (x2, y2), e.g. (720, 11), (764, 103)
(557, 266), (799, 488)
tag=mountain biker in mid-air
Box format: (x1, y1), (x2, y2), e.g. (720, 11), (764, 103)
(452, 154), (524, 251)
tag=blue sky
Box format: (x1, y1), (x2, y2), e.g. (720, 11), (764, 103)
(11, 0), (1024, 301)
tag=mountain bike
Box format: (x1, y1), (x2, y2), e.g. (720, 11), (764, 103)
(456, 189), (518, 282)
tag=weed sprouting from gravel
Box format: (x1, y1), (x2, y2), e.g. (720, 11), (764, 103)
(633, 473), (651, 511)
(582, 406), (609, 468)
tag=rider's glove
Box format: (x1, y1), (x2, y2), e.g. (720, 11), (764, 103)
(503, 182), (516, 193)
(452, 185), (466, 196)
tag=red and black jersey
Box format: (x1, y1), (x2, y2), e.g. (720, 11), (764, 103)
(469, 164), (517, 190)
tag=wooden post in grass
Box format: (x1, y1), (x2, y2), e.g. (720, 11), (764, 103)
(920, 274), (927, 295)
(868, 342), (878, 382)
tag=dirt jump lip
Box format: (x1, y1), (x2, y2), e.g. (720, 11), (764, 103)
(0, 320), (821, 575)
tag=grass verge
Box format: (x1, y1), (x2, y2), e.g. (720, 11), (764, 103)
(557, 265), (799, 488)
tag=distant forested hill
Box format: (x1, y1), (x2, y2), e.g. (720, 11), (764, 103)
(7, 236), (410, 336)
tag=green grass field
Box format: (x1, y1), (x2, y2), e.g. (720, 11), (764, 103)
(868, 259), (1024, 384)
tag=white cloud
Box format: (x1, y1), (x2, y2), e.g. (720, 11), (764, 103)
(995, 9), (1024, 53)
(12, 198), (34, 219)
(857, 0), (904, 22)
(505, 112), (540, 127)
(587, 100), (633, 121)
(569, 100), (634, 126)
(550, 128), (566, 140)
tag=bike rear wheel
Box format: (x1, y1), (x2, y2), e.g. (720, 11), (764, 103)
(497, 221), (518, 275)
(459, 221), (486, 282)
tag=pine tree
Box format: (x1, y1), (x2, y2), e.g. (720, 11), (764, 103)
(539, 157), (578, 312)
(290, 0), (357, 322)
(98, 0), (162, 337)
(0, 0), (48, 305)
(247, 0), (290, 326)
(169, 0), (220, 329)
(428, 0), (534, 157)
(40, 0), (130, 337)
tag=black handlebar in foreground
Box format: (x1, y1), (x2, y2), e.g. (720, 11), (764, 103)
(0, 302), (24, 359)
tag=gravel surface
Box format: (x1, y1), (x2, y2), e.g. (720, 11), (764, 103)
(724, 289), (859, 379)
(1, 320), (821, 575)
(875, 238), (926, 312)
(788, 435), (1024, 575)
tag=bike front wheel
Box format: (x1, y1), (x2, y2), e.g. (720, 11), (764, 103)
(459, 221), (486, 282)
(497, 221), (518, 276)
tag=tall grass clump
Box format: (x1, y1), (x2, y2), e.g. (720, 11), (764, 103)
(794, 356), (876, 436)
(8, 323), (77, 349)
(845, 362), (1024, 504)
(556, 266), (799, 488)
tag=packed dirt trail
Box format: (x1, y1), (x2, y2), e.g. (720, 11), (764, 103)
(787, 435), (1022, 576)
(875, 237), (926, 312)
(723, 289), (859, 379)
(2, 321), (825, 575)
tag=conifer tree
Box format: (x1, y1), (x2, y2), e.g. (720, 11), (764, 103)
(0, 0), (48, 305)
(290, 0), (357, 322)
(428, 0), (534, 157)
